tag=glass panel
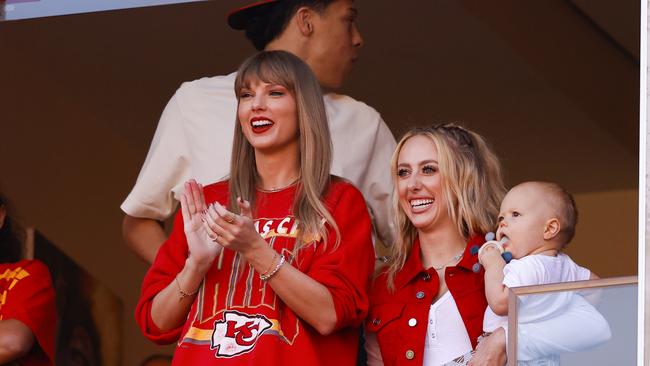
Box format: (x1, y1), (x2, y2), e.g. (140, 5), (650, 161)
(509, 279), (637, 366)
(1, 0), (205, 21)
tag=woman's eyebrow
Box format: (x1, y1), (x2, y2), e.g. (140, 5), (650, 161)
(418, 159), (438, 165)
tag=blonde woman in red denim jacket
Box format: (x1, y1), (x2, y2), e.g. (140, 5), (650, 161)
(365, 125), (506, 366)
(365, 125), (611, 366)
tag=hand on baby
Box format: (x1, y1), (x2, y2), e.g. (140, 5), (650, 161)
(468, 327), (507, 366)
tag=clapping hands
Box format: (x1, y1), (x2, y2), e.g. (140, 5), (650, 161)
(180, 179), (267, 271)
(203, 196), (266, 256)
(180, 179), (222, 272)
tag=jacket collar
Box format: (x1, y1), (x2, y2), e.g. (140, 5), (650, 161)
(394, 235), (484, 289)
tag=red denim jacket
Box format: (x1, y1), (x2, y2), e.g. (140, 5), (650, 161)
(367, 236), (487, 365)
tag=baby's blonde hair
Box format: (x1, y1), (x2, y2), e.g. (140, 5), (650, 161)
(517, 181), (578, 247)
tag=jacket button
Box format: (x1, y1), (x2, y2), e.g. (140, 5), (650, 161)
(470, 245), (480, 255)
(408, 318), (417, 327)
(416, 291), (425, 299)
(372, 318), (381, 326)
(405, 349), (415, 360)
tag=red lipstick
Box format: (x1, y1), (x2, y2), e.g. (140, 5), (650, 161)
(250, 116), (274, 134)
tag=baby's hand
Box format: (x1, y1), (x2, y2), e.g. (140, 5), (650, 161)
(478, 241), (505, 268)
(471, 233), (512, 273)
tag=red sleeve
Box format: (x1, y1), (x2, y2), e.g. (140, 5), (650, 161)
(306, 183), (375, 330)
(134, 210), (190, 344)
(2, 260), (57, 363)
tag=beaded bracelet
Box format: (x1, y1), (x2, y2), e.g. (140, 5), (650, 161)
(260, 255), (285, 282)
(175, 275), (199, 301)
(261, 252), (279, 277)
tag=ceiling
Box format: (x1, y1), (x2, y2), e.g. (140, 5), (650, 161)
(1, 0), (638, 194)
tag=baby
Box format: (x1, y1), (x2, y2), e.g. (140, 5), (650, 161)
(478, 181), (597, 365)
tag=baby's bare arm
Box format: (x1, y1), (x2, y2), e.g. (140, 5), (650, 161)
(480, 246), (509, 315)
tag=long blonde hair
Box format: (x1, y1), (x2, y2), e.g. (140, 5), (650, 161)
(230, 50), (340, 250)
(386, 124), (506, 289)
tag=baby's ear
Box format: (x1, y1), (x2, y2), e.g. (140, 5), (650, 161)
(543, 218), (560, 240)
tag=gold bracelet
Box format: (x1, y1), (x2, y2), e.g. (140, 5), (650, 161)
(260, 252), (278, 277)
(175, 275), (199, 301)
(260, 255), (285, 282)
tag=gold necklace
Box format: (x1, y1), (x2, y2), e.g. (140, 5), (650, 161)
(432, 249), (465, 271)
(257, 177), (300, 193)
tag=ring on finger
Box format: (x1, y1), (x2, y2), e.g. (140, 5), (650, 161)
(224, 214), (236, 224)
(204, 209), (218, 227)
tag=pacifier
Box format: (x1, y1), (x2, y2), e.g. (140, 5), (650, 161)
(471, 232), (513, 273)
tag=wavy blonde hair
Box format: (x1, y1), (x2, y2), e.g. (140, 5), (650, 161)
(386, 124), (506, 289)
(230, 50), (340, 250)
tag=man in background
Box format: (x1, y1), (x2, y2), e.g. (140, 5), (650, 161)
(122, 0), (396, 263)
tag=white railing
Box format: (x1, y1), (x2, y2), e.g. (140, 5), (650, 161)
(507, 276), (638, 366)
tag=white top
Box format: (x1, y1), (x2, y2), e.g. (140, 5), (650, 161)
(365, 254), (608, 366)
(483, 253), (592, 333)
(515, 294), (611, 361)
(423, 292), (472, 365)
(121, 72), (397, 244)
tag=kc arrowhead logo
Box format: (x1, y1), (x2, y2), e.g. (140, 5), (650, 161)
(211, 310), (273, 357)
